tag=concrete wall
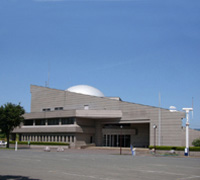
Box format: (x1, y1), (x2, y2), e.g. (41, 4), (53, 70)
(76, 134), (92, 147)
(131, 123), (149, 147)
(25, 85), (186, 147)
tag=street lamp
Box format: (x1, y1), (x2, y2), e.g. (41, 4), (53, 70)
(182, 108), (193, 156)
(153, 124), (157, 153)
(120, 125), (123, 155)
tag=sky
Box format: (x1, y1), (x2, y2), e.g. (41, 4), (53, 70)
(0, 0), (200, 129)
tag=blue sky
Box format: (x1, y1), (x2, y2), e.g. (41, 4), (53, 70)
(0, 0), (199, 129)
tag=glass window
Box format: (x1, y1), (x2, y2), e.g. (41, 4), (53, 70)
(35, 119), (46, 125)
(61, 118), (74, 125)
(48, 119), (59, 125)
(107, 135), (110, 146)
(103, 134), (130, 147)
(42, 108), (51, 112)
(55, 107), (63, 110)
(24, 120), (33, 126)
(103, 135), (106, 146)
(84, 105), (89, 110)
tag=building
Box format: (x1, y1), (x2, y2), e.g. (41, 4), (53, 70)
(12, 85), (200, 148)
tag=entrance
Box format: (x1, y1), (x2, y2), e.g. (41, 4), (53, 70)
(103, 134), (130, 147)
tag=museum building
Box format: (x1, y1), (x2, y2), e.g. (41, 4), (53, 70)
(12, 84), (190, 148)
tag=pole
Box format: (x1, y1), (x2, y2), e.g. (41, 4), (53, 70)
(153, 124), (157, 153)
(158, 92), (161, 146)
(154, 127), (156, 153)
(185, 111), (189, 156)
(182, 108), (193, 156)
(15, 141), (18, 151)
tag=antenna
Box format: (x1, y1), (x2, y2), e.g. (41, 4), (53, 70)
(158, 92), (161, 146)
(45, 62), (50, 87)
(192, 97), (194, 120)
(48, 62), (50, 87)
(182, 107), (193, 156)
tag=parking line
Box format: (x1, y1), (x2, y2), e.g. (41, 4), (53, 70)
(48, 170), (117, 180)
(177, 175), (200, 180)
(2, 157), (41, 162)
(136, 169), (184, 176)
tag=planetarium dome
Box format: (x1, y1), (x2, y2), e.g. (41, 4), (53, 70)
(66, 85), (105, 97)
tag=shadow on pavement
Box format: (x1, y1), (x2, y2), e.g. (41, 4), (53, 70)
(0, 175), (40, 180)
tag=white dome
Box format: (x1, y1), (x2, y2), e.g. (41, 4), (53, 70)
(66, 85), (104, 97)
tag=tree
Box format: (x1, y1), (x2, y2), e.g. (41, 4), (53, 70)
(0, 103), (25, 148)
(192, 138), (200, 147)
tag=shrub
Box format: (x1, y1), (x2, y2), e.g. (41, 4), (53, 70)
(149, 146), (200, 151)
(192, 138), (200, 147)
(0, 132), (6, 140)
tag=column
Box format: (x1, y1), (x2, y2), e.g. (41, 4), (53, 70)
(95, 121), (102, 146)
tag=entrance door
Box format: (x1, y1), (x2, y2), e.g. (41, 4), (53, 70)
(103, 134), (130, 147)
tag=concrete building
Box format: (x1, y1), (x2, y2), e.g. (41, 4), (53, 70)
(12, 85), (200, 148)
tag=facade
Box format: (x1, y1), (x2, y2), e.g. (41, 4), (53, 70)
(12, 84), (198, 148)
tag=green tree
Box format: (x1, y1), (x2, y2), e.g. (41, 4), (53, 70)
(0, 103), (25, 148)
(192, 138), (200, 147)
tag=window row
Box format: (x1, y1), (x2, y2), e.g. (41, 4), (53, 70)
(24, 117), (75, 126)
(43, 107), (63, 112)
(21, 134), (75, 143)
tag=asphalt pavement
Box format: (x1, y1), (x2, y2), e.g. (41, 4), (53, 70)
(0, 148), (200, 180)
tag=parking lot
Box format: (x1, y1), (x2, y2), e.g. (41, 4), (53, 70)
(0, 148), (200, 180)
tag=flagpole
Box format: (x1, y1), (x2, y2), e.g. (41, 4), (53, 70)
(158, 92), (161, 146)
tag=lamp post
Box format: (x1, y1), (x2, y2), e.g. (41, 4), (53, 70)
(153, 124), (157, 153)
(182, 108), (193, 156)
(120, 125), (123, 155)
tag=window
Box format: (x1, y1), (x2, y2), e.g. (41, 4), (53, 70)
(48, 119), (59, 125)
(90, 136), (93, 143)
(42, 108), (51, 112)
(84, 105), (89, 110)
(24, 120), (33, 126)
(61, 118), (74, 125)
(103, 124), (131, 129)
(55, 107), (63, 111)
(35, 119), (46, 125)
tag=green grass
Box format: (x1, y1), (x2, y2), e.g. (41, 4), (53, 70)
(0, 147), (14, 150)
